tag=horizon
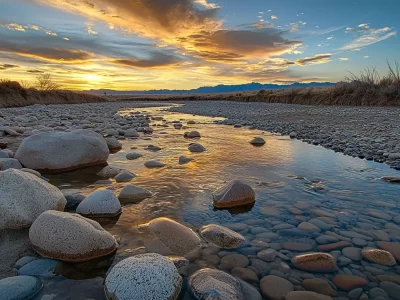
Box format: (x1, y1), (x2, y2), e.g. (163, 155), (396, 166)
(0, 0), (399, 91)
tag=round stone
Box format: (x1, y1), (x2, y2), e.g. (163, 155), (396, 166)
(291, 253), (338, 272)
(188, 143), (206, 152)
(332, 274), (368, 291)
(118, 185), (152, 202)
(0, 276), (43, 300)
(105, 253), (182, 300)
(76, 189), (121, 218)
(213, 179), (255, 208)
(144, 160), (166, 168)
(220, 253), (249, 270)
(231, 267), (258, 282)
(126, 152), (142, 160)
(302, 278), (337, 296)
(257, 249), (277, 262)
(29, 210), (117, 262)
(286, 291), (333, 300)
(260, 275), (294, 300)
(0, 169), (66, 230)
(179, 156), (194, 164)
(199, 224), (246, 249)
(114, 170), (136, 182)
(361, 248), (396, 266)
(148, 217), (202, 256)
(184, 131), (201, 138)
(96, 166), (120, 178)
(250, 137), (266, 145)
(342, 247), (362, 261)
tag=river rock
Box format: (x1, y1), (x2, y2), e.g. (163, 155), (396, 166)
(377, 241), (400, 261)
(114, 170), (136, 182)
(184, 131), (200, 138)
(361, 248), (397, 266)
(317, 241), (352, 252)
(105, 253), (182, 300)
(179, 156), (194, 164)
(0, 158), (22, 170)
(257, 249), (277, 262)
(260, 275), (294, 300)
(124, 129), (140, 138)
(0, 169), (66, 230)
(14, 129), (109, 172)
(118, 185), (152, 202)
(126, 152), (142, 160)
(0, 276), (43, 300)
(302, 278), (337, 296)
(332, 274), (368, 291)
(250, 137), (266, 145)
(380, 281), (400, 299)
(286, 291), (332, 300)
(291, 253), (338, 272)
(298, 222), (321, 232)
(213, 179), (255, 208)
(76, 189), (121, 218)
(96, 166), (120, 178)
(189, 268), (243, 300)
(220, 253), (249, 270)
(342, 247), (362, 261)
(200, 224), (246, 249)
(144, 160), (166, 168)
(29, 210), (117, 262)
(18, 258), (59, 276)
(105, 136), (122, 152)
(148, 217), (201, 256)
(188, 143), (206, 152)
(283, 242), (314, 251)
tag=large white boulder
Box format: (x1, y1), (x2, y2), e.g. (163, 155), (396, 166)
(0, 169), (66, 230)
(76, 189), (121, 218)
(105, 253), (182, 300)
(29, 210), (118, 262)
(15, 129), (109, 172)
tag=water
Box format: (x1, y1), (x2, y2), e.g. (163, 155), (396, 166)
(37, 106), (400, 299)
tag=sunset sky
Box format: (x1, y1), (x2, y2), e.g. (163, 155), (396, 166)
(0, 0), (398, 90)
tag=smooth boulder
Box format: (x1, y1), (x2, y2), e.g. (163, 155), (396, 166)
(105, 253), (182, 300)
(29, 210), (118, 262)
(15, 129), (109, 172)
(188, 143), (206, 153)
(0, 276), (43, 300)
(291, 253), (338, 272)
(76, 189), (122, 218)
(200, 224), (246, 249)
(118, 185), (152, 202)
(0, 169), (66, 230)
(213, 179), (255, 208)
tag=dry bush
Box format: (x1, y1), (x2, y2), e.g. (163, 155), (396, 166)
(36, 73), (61, 91)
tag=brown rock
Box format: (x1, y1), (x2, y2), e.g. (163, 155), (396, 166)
(302, 278), (337, 296)
(317, 241), (352, 252)
(0, 141), (7, 149)
(381, 176), (400, 183)
(213, 180), (255, 208)
(376, 275), (400, 285)
(286, 291), (333, 300)
(332, 274), (368, 291)
(377, 241), (400, 262)
(220, 253), (249, 270)
(231, 267), (259, 282)
(292, 253), (337, 272)
(361, 248), (396, 266)
(283, 242), (313, 251)
(260, 275), (294, 300)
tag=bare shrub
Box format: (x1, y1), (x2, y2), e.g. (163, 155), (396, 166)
(36, 73), (61, 91)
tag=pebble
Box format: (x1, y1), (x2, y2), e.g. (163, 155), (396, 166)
(292, 253), (338, 272)
(302, 278), (337, 296)
(0, 276), (43, 300)
(220, 253), (249, 270)
(332, 274), (368, 291)
(260, 275), (294, 300)
(342, 247), (363, 261)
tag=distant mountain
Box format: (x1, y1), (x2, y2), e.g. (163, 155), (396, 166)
(86, 81), (335, 96)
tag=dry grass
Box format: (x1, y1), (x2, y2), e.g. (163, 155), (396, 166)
(0, 80), (105, 108)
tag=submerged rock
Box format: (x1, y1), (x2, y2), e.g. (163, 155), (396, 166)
(250, 137), (266, 146)
(114, 170), (136, 182)
(0, 276), (43, 300)
(179, 156), (194, 164)
(126, 152), (143, 160)
(76, 189), (121, 218)
(96, 166), (120, 178)
(148, 217), (202, 256)
(144, 160), (166, 168)
(199, 224), (246, 249)
(184, 131), (201, 138)
(361, 248), (397, 266)
(213, 179), (255, 208)
(332, 274), (368, 291)
(0, 169), (66, 230)
(291, 253), (338, 272)
(260, 275), (294, 300)
(188, 143), (206, 153)
(118, 185), (152, 202)
(286, 291), (332, 300)
(29, 210), (117, 262)
(105, 253), (182, 300)
(15, 129), (109, 172)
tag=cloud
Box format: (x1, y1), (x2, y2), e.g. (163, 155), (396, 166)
(111, 51), (182, 68)
(26, 69), (45, 73)
(339, 57), (349, 61)
(364, 56), (369, 59)
(1, 23), (57, 36)
(194, 0), (219, 9)
(342, 26), (396, 50)
(293, 53), (333, 66)
(0, 63), (19, 70)
(271, 15), (278, 20)
(0, 23), (25, 31)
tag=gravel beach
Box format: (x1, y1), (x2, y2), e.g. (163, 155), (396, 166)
(170, 101), (400, 169)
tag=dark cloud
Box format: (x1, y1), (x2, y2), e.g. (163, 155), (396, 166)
(294, 53), (332, 66)
(111, 51), (182, 68)
(0, 63), (19, 70)
(27, 69), (45, 73)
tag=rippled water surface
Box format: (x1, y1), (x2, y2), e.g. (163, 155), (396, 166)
(40, 106), (400, 299)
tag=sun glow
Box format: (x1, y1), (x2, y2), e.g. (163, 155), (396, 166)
(83, 74), (101, 81)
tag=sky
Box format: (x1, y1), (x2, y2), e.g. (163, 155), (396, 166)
(0, 0), (399, 90)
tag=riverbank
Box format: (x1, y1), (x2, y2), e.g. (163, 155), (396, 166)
(169, 101), (400, 169)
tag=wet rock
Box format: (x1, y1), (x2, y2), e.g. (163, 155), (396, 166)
(76, 189), (121, 218)
(376, 275), (400, 285)
(118, 185), (152, 202)
(289, 132), (297, 139)
(15, 256), (38, 269)
(0, 158), (22, 170)
(213, 179), (255, 208)
(105, 254), (182, 300)
(179, 156), (194, 164)
(105, 136), (122, 152)
(283, 242), (313, 251)
(0, 276), (43, 300)
(18, 258), (59, 276)
(189, 268), (243, 300)
(199, 224), (246, 249)
(15, 129), (109, 172)
(0, 169), (66, 230)
(342, 247), (362, 261)
(257, 249), (277, 262)
(115, 170), (136, 182)
(316, 235), (340, 245)
(286, 291), (333, 300)
(291, 253), (338, 272)
(168, 256), (189, 275)
(381, 176), (400, 183)
(352, 238), (367, 247)
(317, 241), (352, 252)
(64, 193), (85, 211)
(126, 152), (142, 160)
(220, 253), (249, 270)
(124, 129), (140, 138)
(96, 166), (120, 178)
(298, 222), (321, 233)
(188, 143), (206, 152)
(29, 210), (117, 262)
(148, 217), (201, 256)
(231, 267), (258, 282)
(369, 287), (388, 299)
(302, 278), (337, 296)
(377, 241), (400, 262)
(332, 274), (368, 291)
(361, 248), (396, 266)
(347, 288), (363, 299)
(250, 137), (266, 145)
(144, 160), (166, 168)
(260, 275), (294, 300)
(184, 131), (201, 138)
(379, 281), (400, 300)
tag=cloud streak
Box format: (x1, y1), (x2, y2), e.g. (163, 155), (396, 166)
(342, 26), (396, 51)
